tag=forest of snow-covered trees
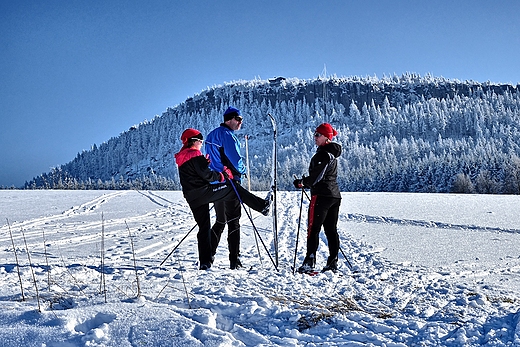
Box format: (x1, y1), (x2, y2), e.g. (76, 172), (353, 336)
(23, 74), (520, 194)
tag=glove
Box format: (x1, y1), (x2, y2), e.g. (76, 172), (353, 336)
(222, 166), (233, 180)
(293, 178), (303, 189)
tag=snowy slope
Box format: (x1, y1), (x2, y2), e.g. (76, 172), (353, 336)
(1, 190), (519, 346)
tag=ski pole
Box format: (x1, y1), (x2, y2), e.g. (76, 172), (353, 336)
(292, 187), (305, 274)
(300, 187), (353, 271)
(339, 245), (353, 270)
(227, 178), (279, 272)
(160, 205), (214, 267)
(160, 223), (196, 266)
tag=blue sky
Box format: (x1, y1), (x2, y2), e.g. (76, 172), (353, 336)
(1, 0), (519, 187)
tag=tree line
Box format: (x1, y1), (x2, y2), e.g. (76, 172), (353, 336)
(21, 74), (520, 194)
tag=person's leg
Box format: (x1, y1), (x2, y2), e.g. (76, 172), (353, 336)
(190, 183), (232, 260)
(225, 197), (242, 268)
(210, 200), (226, 258)
(305, 196), (327, 258)
(300, 196), (338, 270)
(200, 181), (268, 215)
(323, 198), (341, 270)
(190, 203), (213, 267)
(234, 184), (269, 213)
(192, 182), (266, 268)
(298, 195), (320, 272)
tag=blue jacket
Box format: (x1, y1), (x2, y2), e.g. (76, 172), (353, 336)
(205, 124), (246, 182)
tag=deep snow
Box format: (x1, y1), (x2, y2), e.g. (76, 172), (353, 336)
(1, 190), (519, 346)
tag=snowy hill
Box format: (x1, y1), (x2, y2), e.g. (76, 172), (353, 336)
(1, 190), (519, 346)
(24, 74), (520, 193)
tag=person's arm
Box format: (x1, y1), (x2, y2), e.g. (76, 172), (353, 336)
(302, 151), (331, 188)
(192, 155), (223, 183)
(222, 133), (246, 175)
(205, 133), (225, 172)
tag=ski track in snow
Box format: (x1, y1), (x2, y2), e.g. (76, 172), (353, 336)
(344, 213), (520, 235)
(0, 190), (519, 346)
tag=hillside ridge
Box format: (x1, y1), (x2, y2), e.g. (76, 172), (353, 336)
(24, 74), (520, 194)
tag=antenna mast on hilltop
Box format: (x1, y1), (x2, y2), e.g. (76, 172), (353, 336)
(320, 64), (327, 79)
(321, 64), (328, 122)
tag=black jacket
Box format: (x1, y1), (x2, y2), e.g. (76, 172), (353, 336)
(174, 147), (223, 204)
(302, 142), (342, 198)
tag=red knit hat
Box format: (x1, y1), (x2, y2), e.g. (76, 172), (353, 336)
(315, 123), (338, 140)
(180, 128), (203, 146)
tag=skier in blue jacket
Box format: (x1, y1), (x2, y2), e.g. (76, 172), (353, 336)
(205, 107), (248, 269)
(175, 128), (270, 270)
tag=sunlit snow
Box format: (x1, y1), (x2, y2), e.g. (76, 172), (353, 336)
(1, 190), (519, 346)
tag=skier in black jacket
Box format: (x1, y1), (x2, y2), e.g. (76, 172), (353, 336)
(174, 128), (271, 270)
(293, 123), (342, 273)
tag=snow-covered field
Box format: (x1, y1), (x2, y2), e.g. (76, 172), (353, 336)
(1, 190), (519, 346)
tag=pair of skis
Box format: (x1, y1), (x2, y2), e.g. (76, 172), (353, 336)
(244, 113), (277, 268)
(268, 113), (279, 268)
(245, 113), (279, 269)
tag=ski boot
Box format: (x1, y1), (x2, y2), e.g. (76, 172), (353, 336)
(321, 256), (338, 273)
(297, 254), (316, 274)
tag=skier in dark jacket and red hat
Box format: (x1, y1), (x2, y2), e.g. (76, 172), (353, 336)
(294, 123), (342, 273)
(175, 128), (271, 270)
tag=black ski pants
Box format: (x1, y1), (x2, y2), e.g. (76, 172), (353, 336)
(188, 182), (265, 264)
(211, 198), (241, 262)
(306, 195), (341, 262)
